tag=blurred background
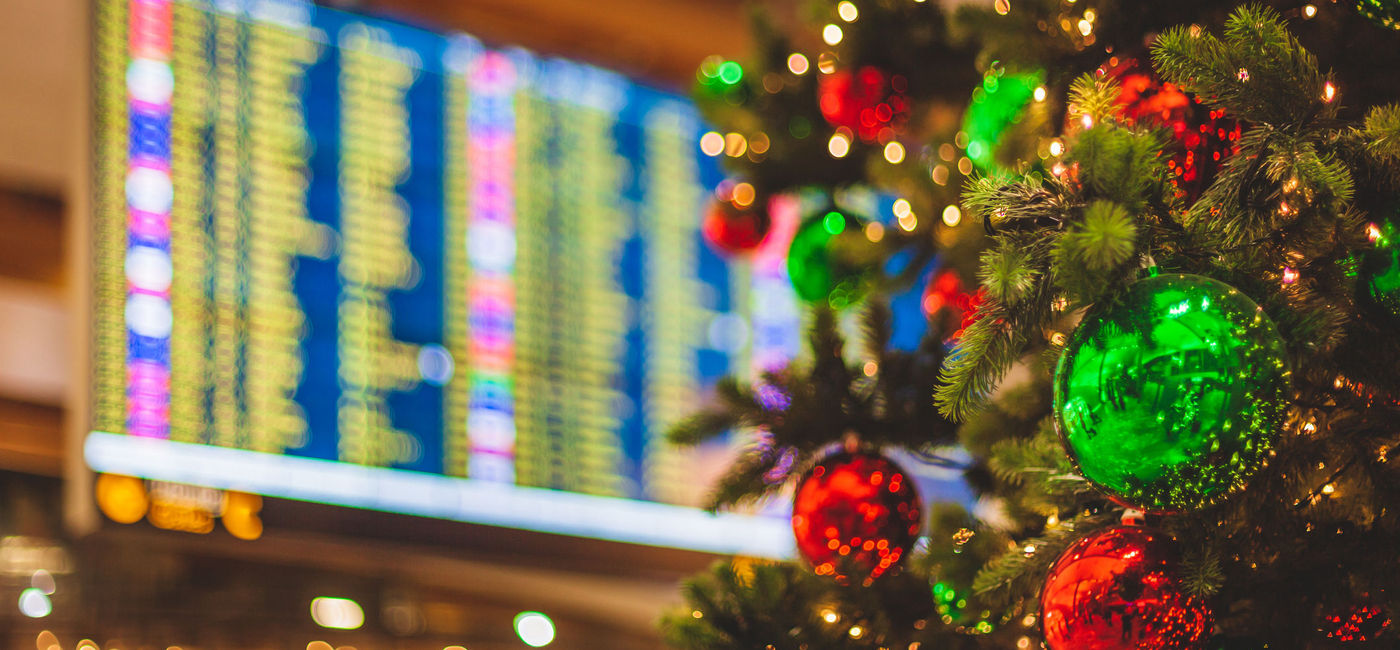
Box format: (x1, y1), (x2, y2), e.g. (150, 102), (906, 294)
(0, 0), (970, 648)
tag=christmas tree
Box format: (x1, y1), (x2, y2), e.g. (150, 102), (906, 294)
(663, 1), (1400, 648)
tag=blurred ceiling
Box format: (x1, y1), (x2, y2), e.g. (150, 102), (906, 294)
(361, 0), (753, 86)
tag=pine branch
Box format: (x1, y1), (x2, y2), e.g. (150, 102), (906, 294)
(1151, 5), (1332, 127)
(1066, 72), (1121, 126)
(1364, 104), (1400, 163)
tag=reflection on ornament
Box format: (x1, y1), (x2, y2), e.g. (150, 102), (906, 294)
(791, 450), (921, 585)
(1041, 526), (1212, 650)
(1323, 603), (1392, 643)
(818, 66), (909, 143)
(1054, 273), (1290, 511)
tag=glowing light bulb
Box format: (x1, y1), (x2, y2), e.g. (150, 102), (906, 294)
(837, 1), (859, 22)
(310, 598), (364, 630)
(883, 141), (906, 164)
(699, 132), (724, 156)
(1033, 86), (1047, 102)
(942, 205), (962, 227)
(1303, 4), (1317, 18)
(1077, 19), (1093, 35)
(828, 132), (851, 158)
(514, 612), (556, 647)
(1324, 82), (1336, 102)
(994, 0), (1011, 15)
(822, 24), (844, 45)
(787, 53), (809, 75)
(18, 589), (51, 618)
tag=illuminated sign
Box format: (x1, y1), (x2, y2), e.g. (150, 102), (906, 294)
(90, 0), (800, 555)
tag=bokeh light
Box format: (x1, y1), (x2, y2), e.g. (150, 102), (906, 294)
(310, 597), (364, 630)
(514, 611), (556, 647)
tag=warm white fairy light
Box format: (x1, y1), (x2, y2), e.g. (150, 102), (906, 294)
(823, 24), (844, 45)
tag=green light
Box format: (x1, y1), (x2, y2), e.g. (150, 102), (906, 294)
(933, 582), (947, 596)
(822, 211), (846, 235)
(717, 61), (743, 86)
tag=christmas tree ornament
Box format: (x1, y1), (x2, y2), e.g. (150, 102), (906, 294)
(817, 66), (909, 143)
(787, 208), (880, 309)
(1356, 0), (1400, 30)
(1322, 603), (1391, 642)
(921, 269), (985, 339)
(1093, 57), (1243, 203)
(963, 67), (1044, 174)
(702, 186), (771, 256)
(791, 450), (921, 585)
(1054, 272), (1290, 511)
(1041, 526), (1212, 650)
(1359, 219), (1400, 322)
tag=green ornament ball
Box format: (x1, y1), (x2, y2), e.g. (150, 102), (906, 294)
(961, 68), (1044, 174)
(1053, 273), (1291, 511)
(1359, 222), (1400, 322)
(1356, 0), (1400, 30)
(787, 209), (877, 309)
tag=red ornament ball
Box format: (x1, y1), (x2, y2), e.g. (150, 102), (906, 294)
(1323, 603), (1392, 643)
(817, 66), (909, 143)
(921, 269), (985, 340)
(1041, 526), (1212, 650)
(791, 450), (921, 585)
(1097, 58), (1243, 203)
(703, 197), (770, 255)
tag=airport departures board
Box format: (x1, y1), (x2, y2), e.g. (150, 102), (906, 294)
(88, 0), (806, 555)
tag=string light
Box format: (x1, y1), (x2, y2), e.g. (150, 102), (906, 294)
(848, 625), (865, 639)
(699, 132), (724, 156)
(1303, 4), (1317, 18)
(1282, 267), (1300, 285)
(1324, 81), (1337, 102)
(942, 205), (962, 227)
(931, 165), (949, 185)
(1237, 67), (1251, 82)
(828, 132), (851, 158)
(1322, 483), (1336, 495)
(822, 609), (840, 623)
(1033, 86), (1047, 102)
(864, 221), (885, 242)
(884, 141), (906, 164)
(822, 24), (844, 45)
(994, 0), (1011, 16)
(837, 1), (859, 22)
(787, 53), (809, 75)
(1077, 19), (1093, 36)
(1048, 139), (1064, 156)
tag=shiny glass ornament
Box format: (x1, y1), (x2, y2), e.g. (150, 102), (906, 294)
(787, 209), (877, 309)
(702, 198), (770, 255)
(962, 68), (1043, 174)
(1094, 58), (1243, 203)
(1360, 220), (1400, 322)
(791, 450), (921, 585)
(1054, 273), (1290, 511)
(817, 66), (909, 143)
(1041, 526), (1212, 650)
